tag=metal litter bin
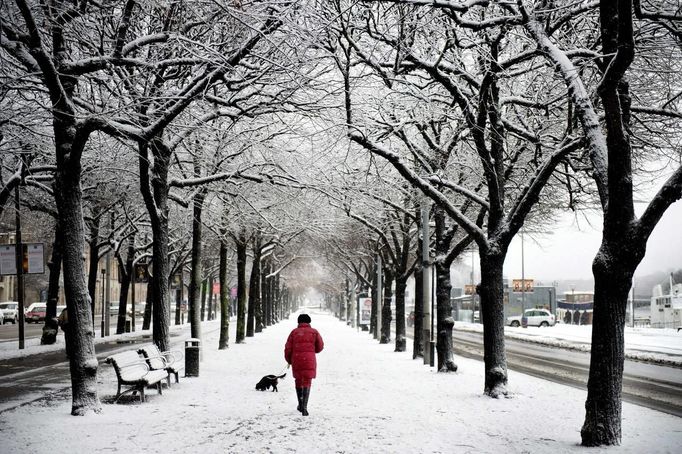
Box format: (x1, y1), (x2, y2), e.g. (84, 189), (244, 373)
(185, 338), (200, 377)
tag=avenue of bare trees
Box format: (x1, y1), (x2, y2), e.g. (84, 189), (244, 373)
(1, 0), (681, 448)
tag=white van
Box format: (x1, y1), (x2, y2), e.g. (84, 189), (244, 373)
(0, 301), (19, 324)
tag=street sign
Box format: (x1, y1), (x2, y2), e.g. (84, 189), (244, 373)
(0, 245), (14, 274)
(464, 284), (476, 295)
(0, 243), (45, 275)
(512, 279), (534, 292)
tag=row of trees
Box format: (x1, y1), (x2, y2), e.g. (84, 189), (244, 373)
(2, 0), (681, 448)
(311, 0), (682, 446)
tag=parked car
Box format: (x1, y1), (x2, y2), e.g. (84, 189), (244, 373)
(25, 302), (44, 314)
(507, 308), (555, 327)
(506, 314), (521, 327)
(0, 301), (19, 324)
(25, 303), (47, 323)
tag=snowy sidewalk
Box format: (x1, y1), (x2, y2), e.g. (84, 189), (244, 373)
(1, 311), (680, 453)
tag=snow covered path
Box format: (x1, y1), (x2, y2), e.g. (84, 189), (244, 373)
(1, 311), (680, 453)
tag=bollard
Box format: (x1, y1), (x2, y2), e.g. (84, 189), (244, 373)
(185, 338), (200, 377)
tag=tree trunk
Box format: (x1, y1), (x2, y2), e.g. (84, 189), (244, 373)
(188, 189), (204, 341)
(219, 239), (230, 349)
(262, 259), (270, 327)
(235, 233), (247, 343)
(116, 236), (135, 334)
(435, 259), (457, 372)
(394, 276), (407, 352)
(139, 140), (171, 352)
(413, 255), (424, 359)
(41, 224), (63, 345)
(581, 241), (639, 445)
(435, 207), (457, 372)
(370, 270), (378, 336)
(248, 239), (263, 335)
(206, 276), (213, 321)
(54, 133), (101, 415)
(200, 278), (207, 322)
(275, 273), (281, 322)
(142, 278), (153, 330)
(152, 204), (171, 350)
(380, 267), (393, 344)
(174, 272), (183, 326)
(86, 213), (100, 327)
(478, 250), (508, 397)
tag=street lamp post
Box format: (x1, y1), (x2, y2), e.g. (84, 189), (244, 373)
(14, 185), (25, 349)
(521, 231), (526, 328)
(471, 248), (475, 323)
(100, 268), (106, 337)
(105, 248), (111, 336)
(421, 205), (431, 366)
(376, 253), (382, 342)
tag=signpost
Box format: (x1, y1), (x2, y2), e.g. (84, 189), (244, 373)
(0, 235), (45, 349)
(0, 243), (45, 275)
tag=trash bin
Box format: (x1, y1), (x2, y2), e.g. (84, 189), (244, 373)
(185, 338), (200, 377)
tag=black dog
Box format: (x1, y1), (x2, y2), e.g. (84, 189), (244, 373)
(255, 373), (286, 392)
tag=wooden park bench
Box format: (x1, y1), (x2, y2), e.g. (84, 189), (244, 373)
(138, 344), (184, 387)
(105, 350), (168, 403)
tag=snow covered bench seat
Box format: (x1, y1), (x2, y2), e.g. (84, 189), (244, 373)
(137, 344), (184, 387)
(105, 350), (168, 403)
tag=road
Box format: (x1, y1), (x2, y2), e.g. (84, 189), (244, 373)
(451, 329), (682, 417)
(0, 313), (181, 343)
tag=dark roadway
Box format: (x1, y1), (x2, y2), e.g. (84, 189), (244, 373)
(451, 330), (682, 417)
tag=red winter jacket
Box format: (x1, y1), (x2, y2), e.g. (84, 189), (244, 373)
(284, 323), (324, 380)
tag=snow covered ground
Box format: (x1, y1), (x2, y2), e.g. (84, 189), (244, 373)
(0, 311), (680, 453)
(455, 322), (682, 366)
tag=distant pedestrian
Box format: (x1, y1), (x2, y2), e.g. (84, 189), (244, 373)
(284, 313), (324, 416)
(58, 307), (72, 359)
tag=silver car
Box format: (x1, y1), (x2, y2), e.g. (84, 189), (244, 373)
(507, 308), (556, 328)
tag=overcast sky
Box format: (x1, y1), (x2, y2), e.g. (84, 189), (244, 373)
(503, 198), (682, 283)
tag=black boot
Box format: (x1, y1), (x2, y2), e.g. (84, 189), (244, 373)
(296, 388), (303, 413)
(301, 387), (310, 416)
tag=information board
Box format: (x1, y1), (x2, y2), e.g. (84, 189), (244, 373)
(359, 297), (372, 325)
(0, 243), (45, 275)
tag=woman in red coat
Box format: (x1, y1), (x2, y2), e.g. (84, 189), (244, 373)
(284, 313), (324, 416)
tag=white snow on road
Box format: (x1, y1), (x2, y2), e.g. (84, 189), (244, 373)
(1, 311), (680, 453)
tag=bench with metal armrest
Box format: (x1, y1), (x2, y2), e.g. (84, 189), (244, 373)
(105, 350), (168, 403)
(137, 344), (184, 386)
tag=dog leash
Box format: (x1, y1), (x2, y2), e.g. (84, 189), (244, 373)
(278, 363), (290, 376)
